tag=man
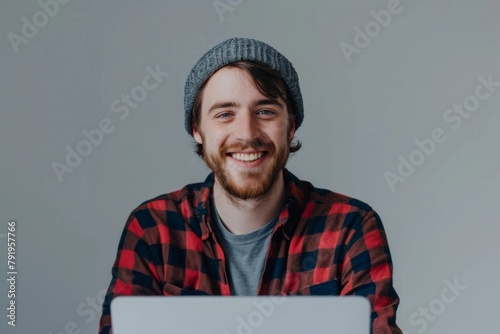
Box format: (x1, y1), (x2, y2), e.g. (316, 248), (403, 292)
(99, 37), (402, 333)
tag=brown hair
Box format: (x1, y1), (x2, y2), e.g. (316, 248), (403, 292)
(191, 61), (302, 158)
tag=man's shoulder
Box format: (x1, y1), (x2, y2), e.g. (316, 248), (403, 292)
(117, 178), (211, 237)
(292, 173), (374, 215)
(135, 179), (206, 211)
(311, 185), (372, 213)
(293, 176), (382, 234)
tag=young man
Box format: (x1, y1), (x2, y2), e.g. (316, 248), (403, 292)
(99, 37), (402, 333)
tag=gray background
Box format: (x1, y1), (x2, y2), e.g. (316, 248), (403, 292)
(1, 1), (499, 333)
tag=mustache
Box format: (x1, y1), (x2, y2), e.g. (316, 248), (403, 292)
(221, 139), (275, 154)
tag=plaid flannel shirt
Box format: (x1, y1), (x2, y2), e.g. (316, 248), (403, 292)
(99, 168), (402, 334)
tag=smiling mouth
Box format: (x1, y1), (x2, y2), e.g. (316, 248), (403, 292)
(226, 151), (267, 162)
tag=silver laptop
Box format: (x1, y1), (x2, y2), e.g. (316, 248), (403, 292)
(111, 295), (370, 334)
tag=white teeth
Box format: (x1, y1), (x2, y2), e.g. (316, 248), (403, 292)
(231, 152), (264, 162)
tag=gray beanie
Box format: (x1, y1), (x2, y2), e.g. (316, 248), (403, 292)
(184, 37), (304, 136)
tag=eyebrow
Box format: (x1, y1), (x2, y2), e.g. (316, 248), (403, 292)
(208, 99), (284, 115)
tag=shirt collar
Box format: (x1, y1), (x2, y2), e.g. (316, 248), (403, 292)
(197, 168), (307, 240)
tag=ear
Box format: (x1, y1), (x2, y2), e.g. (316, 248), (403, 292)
(288, 117), (296, 141)
(192, 124), (203, 144)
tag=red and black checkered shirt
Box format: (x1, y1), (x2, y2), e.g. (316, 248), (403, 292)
(99, 168), (402, 333)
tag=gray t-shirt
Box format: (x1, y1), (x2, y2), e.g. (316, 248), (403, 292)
(210, 197), (278, 295)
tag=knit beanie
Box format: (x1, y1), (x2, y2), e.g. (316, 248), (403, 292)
(184, 37), (303, 136)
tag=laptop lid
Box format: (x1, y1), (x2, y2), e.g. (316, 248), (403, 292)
(111, 295), (370, 334)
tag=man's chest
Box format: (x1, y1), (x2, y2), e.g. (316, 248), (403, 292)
(157, 236), (341, 296)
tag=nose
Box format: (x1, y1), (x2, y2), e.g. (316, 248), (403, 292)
(234, 111), (260, 141)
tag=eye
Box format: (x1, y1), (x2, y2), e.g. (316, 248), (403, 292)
(258, 109), (275, 115)
(216, 112), (232, 118)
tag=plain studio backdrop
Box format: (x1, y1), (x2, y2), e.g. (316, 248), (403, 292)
(1, 1), (499, 333)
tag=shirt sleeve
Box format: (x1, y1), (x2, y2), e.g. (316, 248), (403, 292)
(339, 210), (403, 334)
(98, 212), (163, 334)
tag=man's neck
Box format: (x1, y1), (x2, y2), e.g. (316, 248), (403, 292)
(213, 170), (287, 235)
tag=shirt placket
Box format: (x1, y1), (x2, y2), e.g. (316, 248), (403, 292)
(203, 214), (231, 295)
(256, 198), (295, 295)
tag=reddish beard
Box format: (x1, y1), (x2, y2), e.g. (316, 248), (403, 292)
(201, 137), (289, 200)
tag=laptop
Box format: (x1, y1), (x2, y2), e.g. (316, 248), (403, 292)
(111, 295), (370, 334)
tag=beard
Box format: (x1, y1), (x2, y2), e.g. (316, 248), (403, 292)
(201, 136), (289, 201)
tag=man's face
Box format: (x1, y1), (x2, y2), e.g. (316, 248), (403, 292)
(192, 66), (295, 200)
